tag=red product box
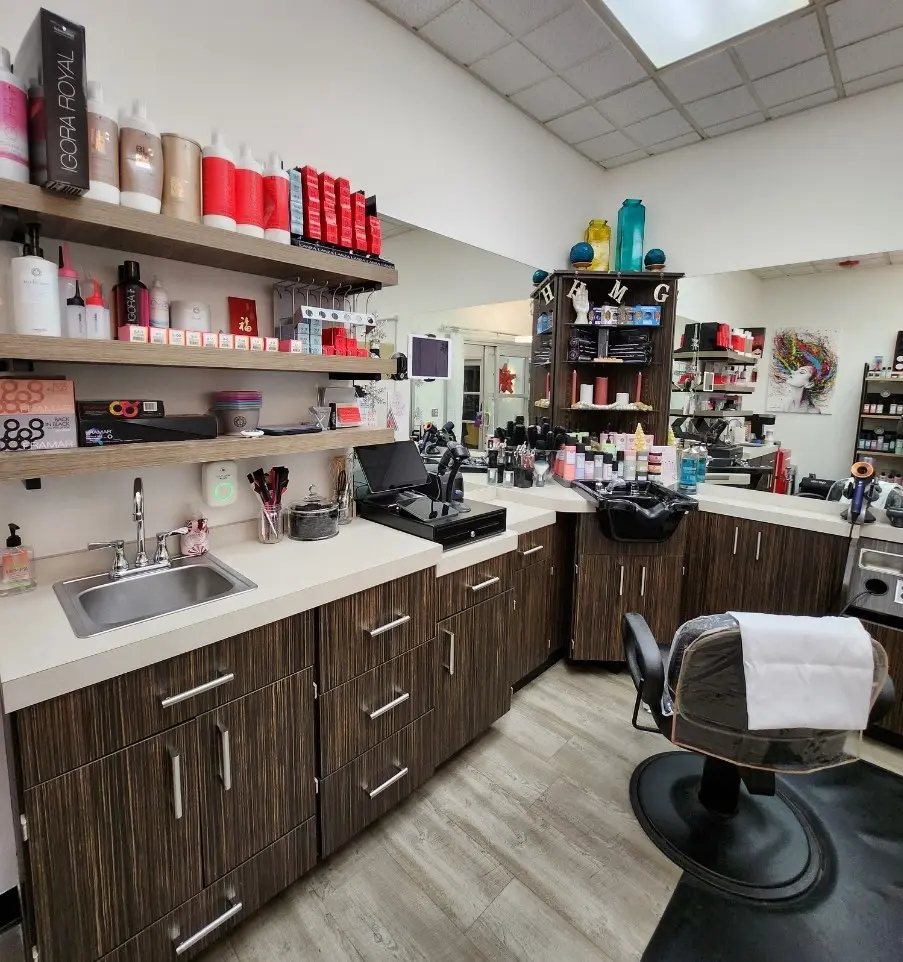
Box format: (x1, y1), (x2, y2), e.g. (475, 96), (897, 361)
(318, 171), (338, 245)
(366, 215), (382, 256)
(322, 328), (347, 354)
(346, 337), (358, 353)
(323, 346), (335, 356)
(357, 347), (369, 358)
(352, 191), (367, 250)
(300, 166), (321, 241)
(335, 177), (353, 249)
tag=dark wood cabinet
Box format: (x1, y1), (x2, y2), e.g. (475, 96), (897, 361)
(643, 556), (685, 645)
(198, 669), (316, 882)
(515, 524), (554, 568)
(511, 560), (554, 684)
(26, 721), (203, 962)
(435, 590), (513, 766)
(859, 619), (903, 738)
(572, 556), (640, 660)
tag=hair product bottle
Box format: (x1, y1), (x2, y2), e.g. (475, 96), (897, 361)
(85, 81), (119, 204)
(113, 260), (149, 329)
(119, 100), (163, 212)
(263, 152), (290, 244)
(0, 47), (28, 183)
(57, 243), (77, 332)
(149, 276), (170, 329)
(202, 131), (236, 230)
(65, 281), (86, 338)
(235, 143), (264, 237)
(11, 223), (60, 336)
(85, 278), (110, 339)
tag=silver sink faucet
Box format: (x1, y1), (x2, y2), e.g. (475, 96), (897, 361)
(133, 477), (148, 568)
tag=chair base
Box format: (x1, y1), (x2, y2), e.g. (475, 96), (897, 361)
(631, 752), (827, 902)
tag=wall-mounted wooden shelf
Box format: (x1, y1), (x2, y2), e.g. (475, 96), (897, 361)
(856, 449), (903, 459)
(671, 409), (755, 417)
(570, 359), (650, 366)
(566, 407), (655, 413)
(673, 350), (758, 365)
(0, 334), (396, 376)
(0, 181), (397, 289)
(0, 428), (394, 482)
(860, 414), (901, 420)
(864, 378), (903, 386)
(672, 386), (755, 395)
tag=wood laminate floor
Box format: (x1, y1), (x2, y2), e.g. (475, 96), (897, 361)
(2, 663), (901, 962)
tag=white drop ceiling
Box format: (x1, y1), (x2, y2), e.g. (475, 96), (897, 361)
(751, 250), (903, 279)
(369, 0), (903, 168)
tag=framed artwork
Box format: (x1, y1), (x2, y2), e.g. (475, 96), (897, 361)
(766, 328), (838, 415)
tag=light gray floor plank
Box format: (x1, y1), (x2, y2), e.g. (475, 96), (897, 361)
(460, 727), (560, 805)
(467, 878), (613, 962)
(491, 703), (570, 760)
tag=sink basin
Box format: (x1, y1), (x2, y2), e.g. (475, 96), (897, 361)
(54, 554), (257, 638)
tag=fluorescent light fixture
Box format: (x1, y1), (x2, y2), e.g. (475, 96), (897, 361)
(603, 0), (808, 67)
(513, 334), (533, 344)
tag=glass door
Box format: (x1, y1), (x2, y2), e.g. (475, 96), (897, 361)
(461, 361), (483, 449)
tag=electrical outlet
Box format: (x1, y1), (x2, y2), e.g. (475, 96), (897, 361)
(894, 580), (903, 605)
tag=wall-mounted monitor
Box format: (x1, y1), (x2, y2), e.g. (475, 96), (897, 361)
(409, 334), (452, 380)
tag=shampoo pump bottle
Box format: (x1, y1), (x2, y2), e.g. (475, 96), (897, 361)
(11, 224), (60, 336)
(85, 81), (120, 204)
(65, 280), (86, 338)
(0, 523), (35, 596)
(0, 47), (28, 183)
(119, 100), (163, 213)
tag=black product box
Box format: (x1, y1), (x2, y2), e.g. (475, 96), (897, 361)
(76, 399), (165, 419)
(79, 415), (217, 446)
(15, 9), (90, 194)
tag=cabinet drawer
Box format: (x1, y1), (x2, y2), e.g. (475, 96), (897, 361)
(437, 553), (512, 620)
(319, 568), (437, 691)
(515, 525), (554, 569)
(318, 640), (436, 776)
(319, 712), (434, 856)
(100, 818), (317, 962)
(17, 613), (315, 788)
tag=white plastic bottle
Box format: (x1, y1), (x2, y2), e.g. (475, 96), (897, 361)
(85, 81), (120, 204)
(202, 131), (236, 231)
(235, 143), (263, 237)
(119, 100), (163, 213)
(263, 152), (290, 244)
(65, 281), (86, 338)
(57, 243), (78, 333)
(11, 224), (60, 337)
(149, 276), (170, 329)
(85, 278), (111, 339)
(0, 47), (28, 183)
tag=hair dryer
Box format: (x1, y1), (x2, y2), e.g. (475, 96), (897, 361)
(844, 460), (877, 524)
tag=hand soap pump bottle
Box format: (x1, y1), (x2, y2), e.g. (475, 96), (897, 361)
(1, 524), (35, 596)
(11, 223), (60, 336)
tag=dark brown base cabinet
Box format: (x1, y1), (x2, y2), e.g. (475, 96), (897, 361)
(511, 561), (554, 684)
(859, 620), (903, 739)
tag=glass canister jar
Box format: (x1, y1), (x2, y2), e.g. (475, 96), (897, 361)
(286, 486), (339, 541)
(584, 219), (611, 272)
(615, 199), (646, 272)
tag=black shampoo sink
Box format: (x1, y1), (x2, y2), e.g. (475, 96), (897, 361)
(573, 479), (698, 543)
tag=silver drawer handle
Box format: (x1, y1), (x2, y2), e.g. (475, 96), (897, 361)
(469, 576), (500, 592)
(161, 672), (235, 709)
(367, 766), (409, 799)
(619, 565), (624, 597)
(368, 614), (411, 638)
(755, 532), (762, 561)
(174, 900), (243, 955)
(368, 691), (410, 720)
(170, 750), (183, 821)
(640, 566), (646, 597)
(733, 527), (739, 555)
(520, 545), (544, 556)
(218, 724), (232, 792)
(443, 629), (455, 676)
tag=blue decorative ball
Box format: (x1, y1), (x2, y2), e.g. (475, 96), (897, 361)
(570, 242), (594, 269)
(644, 248), (666, 270)
(532, 269), (549, 285)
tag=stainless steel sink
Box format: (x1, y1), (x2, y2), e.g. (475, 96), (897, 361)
(54, 554), (257, 638)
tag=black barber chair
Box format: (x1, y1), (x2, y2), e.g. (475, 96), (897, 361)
(623, 612), (895, 901)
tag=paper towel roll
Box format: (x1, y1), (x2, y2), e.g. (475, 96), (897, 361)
(579, 383), (594, 405)
(594, 377), (608, 405)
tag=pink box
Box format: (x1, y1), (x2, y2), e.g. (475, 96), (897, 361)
(185, 331), (203, 347)
(218, 333), (235, 349)
(202, 333), (218, 348)
(234, 335), (250, 350)
(149, 328), (168, 345)
(250, 337), (264, 352)
(265, 337), (279, 352)
(118, 325), (148, 343)
(278, 339), (308, 354)
(168, 330), (186, 346)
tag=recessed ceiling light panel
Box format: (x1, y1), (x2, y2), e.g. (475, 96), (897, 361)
(603, 0), (808, 67)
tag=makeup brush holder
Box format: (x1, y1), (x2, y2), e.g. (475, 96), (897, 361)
(257, 505), (283, 544)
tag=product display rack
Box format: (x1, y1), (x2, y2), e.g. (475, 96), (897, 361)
(529, 270), (682, 443)
(855, 362), (903, 467)
(671, 344), (758, 422)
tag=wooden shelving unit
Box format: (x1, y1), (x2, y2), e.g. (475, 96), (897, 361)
(673, 349), (758, 364)
(0, 180), (397, 289)
(0, 428), (393, 482)
(0, 334), (396, 376)
(854, 364), (903, 467)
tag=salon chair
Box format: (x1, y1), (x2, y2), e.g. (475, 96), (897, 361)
(623, 612), (895, 901)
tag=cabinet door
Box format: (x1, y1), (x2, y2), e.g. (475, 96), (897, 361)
(26, 722), (202, 962)
(642, 556), (685, 645)
(861, 620), (903, 738)
(435, 590), (512, 766)
(198, 669), (316, 882)
(572, 556), (637, 661)
(511, 561), (553, 684)
(700, 514), (749, 616)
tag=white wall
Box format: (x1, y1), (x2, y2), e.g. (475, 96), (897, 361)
(3, 0), (605, 271)
(604, 83), (903, 277)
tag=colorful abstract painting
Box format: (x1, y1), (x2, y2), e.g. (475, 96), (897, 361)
(766, 328), (838, 415)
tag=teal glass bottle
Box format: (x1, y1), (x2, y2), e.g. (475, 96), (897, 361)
(615, 199), (646, 272)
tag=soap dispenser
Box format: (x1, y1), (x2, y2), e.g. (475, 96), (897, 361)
(1, 523), (35, 595)
(11, 223), (60, 336)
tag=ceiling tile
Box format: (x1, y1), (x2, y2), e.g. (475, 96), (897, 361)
(598, 80), (672, 126)
(602, 149), (649, 168)
(754, 56), (834, 107)
(510, 75), (585, 121)
(844, 64), (903, 94)
(471, 41), (552, 93)
(474, 0), (572, 36)
(647, 132), (702, 155)
(419, 0), (512, 64)
(372, 0), (456, 29)
(686, 86), (759, 127)
(562, 44), (647, 100)
(828, 0), (903, 48)
(624, 109), (693, 147)
(576, 130), (637, 162)
(769, 88), (837, 117)
(661, 52), (743, 103)
(545, 105), (613, 143)
(521, 4), (616, 72)
(704, 113), (766, 137)
(837, 26), (903, 82)
(734, 14), (826, 81)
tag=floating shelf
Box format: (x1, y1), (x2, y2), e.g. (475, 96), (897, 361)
(864, 378), (903, 386)
(856, 449), (903, 459)
(569, 358), (651, 366)
(567, 407), (655, 413)
(0, 334), (396, 377)
(672, 386), (755, 395)
(859, 414), (901, 420)
(670, 409), (755, 417)
(673, 350), (758, 365)
(0, 181), (397, 289)
(0, 428), (394, 482)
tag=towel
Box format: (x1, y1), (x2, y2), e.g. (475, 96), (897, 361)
(729, 612), (874, 730)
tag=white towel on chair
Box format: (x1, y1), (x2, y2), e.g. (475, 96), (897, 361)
(728, 612), (874, 730)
